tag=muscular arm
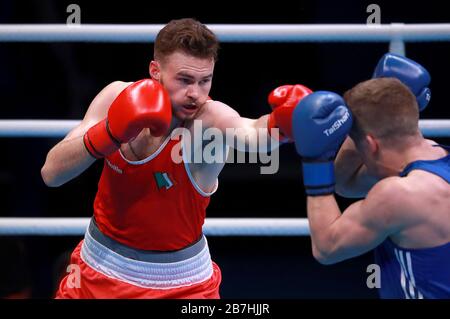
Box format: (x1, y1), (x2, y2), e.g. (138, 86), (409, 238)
(307, 178), (402, 265)
(41, 81), (130, 187)
(199, 101), (276, 153)
(334, 137), (379, 198)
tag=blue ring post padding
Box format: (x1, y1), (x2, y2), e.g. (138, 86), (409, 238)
(302, 161), (335, 194)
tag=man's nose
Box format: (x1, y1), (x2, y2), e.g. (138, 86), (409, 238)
(187, 84), (199, 100)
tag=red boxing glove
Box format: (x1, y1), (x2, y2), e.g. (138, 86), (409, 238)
(83, 79), (172, 159)
(267, 84), (312, 142)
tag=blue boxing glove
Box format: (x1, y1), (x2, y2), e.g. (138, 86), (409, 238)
(292, 91), (353, 196)
(373, 53), (431, 111)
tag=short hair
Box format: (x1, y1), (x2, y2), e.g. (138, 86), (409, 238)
(343, 77), (420, 145)
(154, 18), (219, 64)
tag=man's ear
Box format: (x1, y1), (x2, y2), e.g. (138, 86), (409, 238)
(365, 133), (379, 155)
(149, 60), (160, 81)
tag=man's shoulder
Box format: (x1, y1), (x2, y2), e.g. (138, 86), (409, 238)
(195, 100), (240, 123)
(367, 173), (441, 220)
(106, 81), (132, 93)
(93, 81), (132, 102)
(360, 177), (419, 232)
(371, 174), (437, 202)
(365, 177), (414, 214)
(367, 176), (404, 198)
(199, 100), (234, 114)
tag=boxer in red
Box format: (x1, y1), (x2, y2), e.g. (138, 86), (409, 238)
(41, 18), (312, 299)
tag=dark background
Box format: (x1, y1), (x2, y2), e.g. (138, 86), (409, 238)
(0, 0), (449, 298)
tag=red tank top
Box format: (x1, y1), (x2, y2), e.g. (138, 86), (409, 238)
(93, 134), (214, 251)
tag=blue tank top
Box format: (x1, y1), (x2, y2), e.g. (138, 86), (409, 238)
(374, 146), (450, 299)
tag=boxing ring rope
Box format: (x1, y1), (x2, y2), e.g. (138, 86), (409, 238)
(1, 23), (450, 236)
(0, 119), (449, 138)
(0, 218), (310, 236)
(0, 117), (449, 236)
(1, 23), (450, 42)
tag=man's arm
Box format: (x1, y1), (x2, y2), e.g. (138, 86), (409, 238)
(41, 81), (130, 187)
(308, 178), (402, 265)
(200, 101), (274, 152)
(291, 90), (400, 264)
(200, 84), (312, 152)
(334, 137), (379, 198)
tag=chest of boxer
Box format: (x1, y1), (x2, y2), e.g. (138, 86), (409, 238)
(92, 128), (213, 251)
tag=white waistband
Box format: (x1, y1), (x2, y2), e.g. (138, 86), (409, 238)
(80, 230), (214, 289)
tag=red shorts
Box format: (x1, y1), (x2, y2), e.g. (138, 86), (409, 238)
(55, 241), (222, 299)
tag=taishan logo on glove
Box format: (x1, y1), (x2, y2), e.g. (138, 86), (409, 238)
(323, 110), (351, 137)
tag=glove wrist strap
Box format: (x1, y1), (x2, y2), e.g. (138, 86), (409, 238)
(302, 160), (335, 196)
(83, 119), (121, 159)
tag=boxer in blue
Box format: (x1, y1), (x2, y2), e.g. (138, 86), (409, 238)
(292, 54), (450, 299)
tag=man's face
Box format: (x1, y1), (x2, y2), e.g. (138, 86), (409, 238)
(152, 51), (214, 121)
(352, 134), (395, 179)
